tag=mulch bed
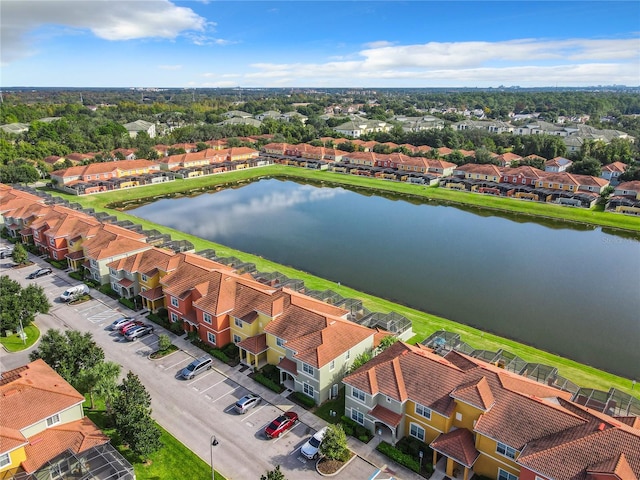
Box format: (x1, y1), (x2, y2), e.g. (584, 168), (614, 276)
(317, 458), (345, 475)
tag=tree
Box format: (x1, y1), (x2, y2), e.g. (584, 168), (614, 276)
(376, 335), (398, 353)
(113, 371), (161, 460)
(260, 465), (286, 480)
(30, 329), (104, 385)
(319, 424), (350, 462)
(567, 158), (602, 177)
(157, 334), (172, 352)
(349, 350), (373, 373)
(0, 276), (50, 333)
(77, 361), (121, 410)
(11, 243), (28, 265)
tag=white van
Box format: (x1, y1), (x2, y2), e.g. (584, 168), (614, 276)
(59, 284), (90, 302)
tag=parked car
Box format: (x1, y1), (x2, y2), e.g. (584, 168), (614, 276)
(27, 267), (53, 279)
(234, 393), (261, 414)
(119, 320), (145, 335)
(0, 246), (15, 259)
(264, 411), (299, 439)
(59, 284), (90, 302)
(180, 356), (213, 380)
(109, 316), (133, 331)
(301, 426), (328, 459)
(124, 324), (154, 341)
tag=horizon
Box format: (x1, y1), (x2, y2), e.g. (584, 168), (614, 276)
(1, 1), (639, 88)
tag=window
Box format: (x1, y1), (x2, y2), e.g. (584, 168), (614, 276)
(352, 387), (365, 401)
(415, 403), (432, 419)
(409, 423), (425, 441)
(302, 363), (314, 376)
(203, 313), (212, 324)
(498, 469), (518, 480)
(141, 274), (147, 282)
(49, 237), (55, 246)
(0, 453), (10, 468)
(351, 409), (364, 425)
(207, 332), (216, 345)
(46, 414), (60, 427)
(234, 317), (243, 328)
(170, 296), (179, 307)
(496, 442), (518, 460)
(233, 334), (241, 344)
(170, 312), (179, 322)
(329, 360), (335, 371)
(303, 383), (314, 397)
(110, 268), (117, 276)
(345, 350), (350, 360)
(276, 337), (285, 347)
(455, 412), (463, 421)
(52, 251), (57, 259)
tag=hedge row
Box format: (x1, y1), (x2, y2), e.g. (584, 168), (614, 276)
(376, 441), (421, 473)
(253, 373), (284, 393)
(293, 391), (316, 408)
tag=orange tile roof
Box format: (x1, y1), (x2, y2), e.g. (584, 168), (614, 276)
(22, 417), (109, 473)
(0, 425), (28, 455)
(451, 376), (495, 411)
(0, 360), (85, 432)
(237, 333), (268, 354)
(368, 404), (403, 428)
(430, 428), (480, 468)
(51, 159), (159, 178)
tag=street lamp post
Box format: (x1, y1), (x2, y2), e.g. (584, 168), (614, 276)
(210, 435), (219, 480)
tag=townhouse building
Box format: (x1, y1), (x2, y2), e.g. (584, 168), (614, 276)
(342, 342), (640, 480)
(0, 360), (133, 479)
(544, 157), (573, 173)
(600, 161), (628, 184)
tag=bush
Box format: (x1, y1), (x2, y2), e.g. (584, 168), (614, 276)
(157, 334), (172, 352)
(169, 321), (185, 335)
(293, 391), (316, 408)
(358, 435), (369, 443)
(68, 271), (83, 281)
(396, 436), (431, 458)
(342, 424), (354, 436)
(147, 313), (170, 329)
(46, 258), (67, 269)
(376, 441), (421, 473)
(118, 297), (136, 310)
(222, 343), (239, 358)
(319, 424), (350, 462)
(98, 284), (119, 298)
(85, 279), (100, 288)
(253, 373), (284, 393)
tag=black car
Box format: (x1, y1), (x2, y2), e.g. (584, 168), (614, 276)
(27, 267), (53, 279)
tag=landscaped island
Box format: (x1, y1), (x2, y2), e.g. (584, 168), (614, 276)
(41, 166), (640, 399)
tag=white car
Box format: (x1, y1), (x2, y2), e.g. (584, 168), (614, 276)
(59, 284), (90, 302)
(301, 426), (328, 459)
(109, 316), (133, 331)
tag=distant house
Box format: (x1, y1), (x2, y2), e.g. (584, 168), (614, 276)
(600, 161), (628, 184)
(0, 123), (29, 135)
(220, 117), (262, 128)
(223, 110), (253, 119)
(123, 119), (156, 138)
(544, 157), (573, 172)
(334, 117), (391, 138)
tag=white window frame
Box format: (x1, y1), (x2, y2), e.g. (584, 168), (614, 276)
(170, 312), (179, 323)
(415, 403), (432, 419)
(46, 414), (60, 427)
(49, 237), (55, 246)
(351, 409), (364, 425)
(496, 442), (518, 460)
(0, 453), (10, 468)
(498, 469), (518, 480)
(234, 317), (243, 328)
(302, 362), (314, 376)
(352, 387), (365, 402)
(303, 383), (314, 397)
(409, 422), (425, 441)
(207, 332), (216, 345)
(170, 296), (179, 308)
(329, 360), (335, 371)
(203, 313), (212, 325)
(141, 273), (148, 282)
(233, 334), (241, 344)
(345, 350), (350, 360)
(276, 337), (285, 347)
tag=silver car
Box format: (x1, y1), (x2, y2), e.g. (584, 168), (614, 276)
(180, 356), (212, 380)
(234, 393), (261, 414)
(301, 426), (328, 459)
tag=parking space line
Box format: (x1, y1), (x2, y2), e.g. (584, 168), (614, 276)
(186, 370), (215, 386)
(223, 405), (235, 413)
(211, 386), (239, 403)
(200, 377), (228, 393)
(76, 304), (103, 314)
(164, 357), (191, 370)
(242, 404), (267, 421)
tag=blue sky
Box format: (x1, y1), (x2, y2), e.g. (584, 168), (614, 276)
(1, 1), (639, 88)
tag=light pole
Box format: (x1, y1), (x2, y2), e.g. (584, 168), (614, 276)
(210, 435), (219, 480)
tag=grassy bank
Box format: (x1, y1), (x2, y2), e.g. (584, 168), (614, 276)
(42, 168), (639, 399)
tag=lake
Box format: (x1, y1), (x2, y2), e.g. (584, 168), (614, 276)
(130, 179), (640, 379)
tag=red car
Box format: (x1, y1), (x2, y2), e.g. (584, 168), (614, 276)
(264, 411), (299, 439)
(119, 320), (144, 335)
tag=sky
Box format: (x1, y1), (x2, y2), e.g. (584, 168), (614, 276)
(1, 0), (639, 88)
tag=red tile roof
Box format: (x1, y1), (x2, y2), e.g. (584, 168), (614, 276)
(237, 334), (268, 354)
(430, 428), (480, 468)
(451, 377), (495, 411)
(368, 404), (403, 428)
(278, 357), (297, 375)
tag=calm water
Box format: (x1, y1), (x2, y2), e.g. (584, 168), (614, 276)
(131, 179), (640, 379)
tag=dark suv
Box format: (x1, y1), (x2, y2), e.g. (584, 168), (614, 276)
(27, 267), (53, 279)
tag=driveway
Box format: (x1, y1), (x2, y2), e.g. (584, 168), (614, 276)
(0, 254), (392, 480)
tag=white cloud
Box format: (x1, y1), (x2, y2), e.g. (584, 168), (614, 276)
(158, 64), (182, 71)
(363, 40), (395, 49)
(1, 0), (207, 64)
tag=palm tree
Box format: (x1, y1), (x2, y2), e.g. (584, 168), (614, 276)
(78, 361), (121, 411)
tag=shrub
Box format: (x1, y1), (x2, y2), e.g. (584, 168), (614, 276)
(156, 307), (168, 320)
(319, 424), (350, 462)
(85, 279), (100, 288)
(157, 334), (172, 352)
(293, 391), (316, 408)
(169, 321), (184, 335)
(46, 258), (67, 269)
(68, 271), (83, 281)
(222, 343), (239, 358)
(358, 435), (369, 443)
(342, 424), (354, 436)
(376, 441), (421, 473)
(147, 313), (170, 329)
(118, 297), (135, 310)
(253, 373), (284, 393)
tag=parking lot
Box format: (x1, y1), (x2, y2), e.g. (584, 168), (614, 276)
(0, 249), (396, 480)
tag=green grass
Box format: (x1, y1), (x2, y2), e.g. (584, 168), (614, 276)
(314, 389), (346, 425)
(0, 324), (39, 351)
(84, 398), (225, 480)
(41, 168), (640, 400)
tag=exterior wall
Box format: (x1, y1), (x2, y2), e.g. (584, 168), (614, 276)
(229, 315), (261, 343)
(519, 468), (549, 480)
(265, 333), (287, 365)
(0, 446), (27, 474)
(293, 354), (321, 404)
(20, 403), (84, 438)
(345, 385), (377, 432)
(473, 434), (520, 479)
(451, 401), (482, 431)
(88, 247), (150, 285)
(405, 400), (449, 443)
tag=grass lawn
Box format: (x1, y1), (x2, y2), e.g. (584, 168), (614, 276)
(314, 389), (346, 424)
(0, 324), (39, 352)
(85, 399), (225, 480)
(40, 168), (640, 400)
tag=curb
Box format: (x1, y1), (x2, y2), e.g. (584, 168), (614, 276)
(316, 451), (357, 477)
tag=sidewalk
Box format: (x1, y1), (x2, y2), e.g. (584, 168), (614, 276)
(71, 284), (426, 480)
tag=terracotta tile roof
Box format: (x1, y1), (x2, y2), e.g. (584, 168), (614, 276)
(237, 334), (268, 354)
(587, 453), (636, 480)
(0, 360), (85, 432)
(118, 278), (134, 287)
(368, 404), (403, 428)
(602, 161), (628, 173)
(455, 163), (503, 176)
(107, 247), (178, 276)
(51, 159), (159, 178)
(451, 377), (495, 411)
(614, 416), (640, 429)
(22, 417), (109, 473)
(616, 180), (640, 192)
(278, 357), (297, 375)
(140, 286), (164, 300)
(0, 425), (28, 454)
(430, 428), (480, 468)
